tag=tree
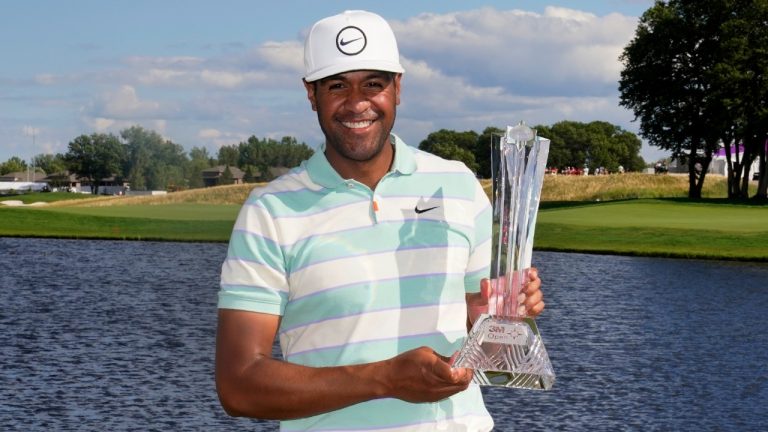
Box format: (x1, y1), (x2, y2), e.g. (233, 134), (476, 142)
(619, 0), (722, 198)
(187, 146), (215, 188)
(233, 135), (313, 181)
(419, 129), (480, 174)
(65, 133), (125, 194)
(620, 0), (768, 199)
(532, 121), (645, 173)
(0, 156), (27, 175)
(218, 145), (239, 167)
(709, 0), (768, 199)
(476, 127), (504, 179)
(33, 153), (67, 175)
(121, 126), (189, 191)
(220, 165), (235, 185)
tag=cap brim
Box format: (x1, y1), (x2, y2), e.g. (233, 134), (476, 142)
(304, 60), (404, 82)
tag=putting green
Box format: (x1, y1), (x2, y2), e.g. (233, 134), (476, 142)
(538, 200), (767, 232)
(43, 203), (241, 221)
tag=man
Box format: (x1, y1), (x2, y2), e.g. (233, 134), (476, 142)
(216, 10), (544, 431)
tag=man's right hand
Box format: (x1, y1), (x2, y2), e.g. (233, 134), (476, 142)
(382, 346), (473, 403)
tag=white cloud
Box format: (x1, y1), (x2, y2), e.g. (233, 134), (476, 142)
(198, 128), (222, 139)
(200, 69), (268, 88)
(87, 117), (116, 132)
(99, 85), (163, 118)
(257, 41), (304, 73)
(392, 7), (637, 97)
(34, 74), (57, 85)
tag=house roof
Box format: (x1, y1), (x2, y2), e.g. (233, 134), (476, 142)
(201, 165), (245, 179)
(0, 171), (48, 182)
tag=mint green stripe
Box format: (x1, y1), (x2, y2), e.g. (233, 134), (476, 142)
(465, 266), (489, 294)
(228, 230), (284, 272)
(279, 275), (465, 331)
(252, 187), (368, 217)
(287, 221), (471, 272)
(379, 172), (477, 199)
(217, 286), (287, 315)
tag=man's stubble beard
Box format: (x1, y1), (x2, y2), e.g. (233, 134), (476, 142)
(320, 115), (396, 163)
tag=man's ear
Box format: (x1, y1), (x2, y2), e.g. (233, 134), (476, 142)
(303, 79), (318, 112)
(394, 73), (402, 106)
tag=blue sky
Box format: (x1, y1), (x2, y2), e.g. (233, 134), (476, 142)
(1, 0), (664, 166)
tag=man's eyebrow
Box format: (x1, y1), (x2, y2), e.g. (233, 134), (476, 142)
(318, 71), (393, 84)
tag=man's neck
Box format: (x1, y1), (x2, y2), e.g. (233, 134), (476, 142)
(326, 140), (394, 190)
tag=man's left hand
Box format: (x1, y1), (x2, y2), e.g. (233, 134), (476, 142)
(465, 267), (544, 327)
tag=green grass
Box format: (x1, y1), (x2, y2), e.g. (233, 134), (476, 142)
(45, 203), (241, 221)
(535, 199), (768, 261)
(0, 206), (235, 242)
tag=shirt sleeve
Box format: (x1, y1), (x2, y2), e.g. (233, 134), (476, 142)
(218, 192), (289, 316)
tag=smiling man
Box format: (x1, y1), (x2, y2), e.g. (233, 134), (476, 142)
(215, 10), (544, 431)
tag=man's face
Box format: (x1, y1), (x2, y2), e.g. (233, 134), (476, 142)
(304, 70), (401, 164)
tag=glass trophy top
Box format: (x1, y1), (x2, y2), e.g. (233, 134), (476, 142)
(505, 121), (535, 145)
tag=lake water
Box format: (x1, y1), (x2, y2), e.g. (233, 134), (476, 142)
(1, 237), (766, 431)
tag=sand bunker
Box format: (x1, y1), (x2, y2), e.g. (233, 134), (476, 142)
(0, 200), (48, 207)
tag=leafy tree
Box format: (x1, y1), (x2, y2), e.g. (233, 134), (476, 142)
(187, 146), (215, 188)
(243, 165), (259, 183)
(121, 126), (189, 191)
(619, 0), (767, 199)
(234, 135), (313, 181)
(218, 145), (239, 167)
(0, 156), (28, 175)
(32, 153), (67, 175)
(709, 0), (768, 199)
(419, 129), (480, 174)
(476, 127), (504, 178)
(220, 165), (235, 185)
(65, 133), (125, 194)
(619, 0), (723, 198)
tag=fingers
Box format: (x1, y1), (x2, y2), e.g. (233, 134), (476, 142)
(521, 267), (544, 317)
(431, 351), (471, 384)
(480, 278), (491, 301)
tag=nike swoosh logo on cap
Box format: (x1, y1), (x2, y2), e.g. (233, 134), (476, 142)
(414, 205), (439, 214)
(339, 37), (362, 46)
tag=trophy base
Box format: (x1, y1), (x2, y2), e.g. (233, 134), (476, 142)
(453, 314), (555, 390)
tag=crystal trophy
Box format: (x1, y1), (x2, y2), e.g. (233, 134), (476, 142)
(453, 122), (555, 390)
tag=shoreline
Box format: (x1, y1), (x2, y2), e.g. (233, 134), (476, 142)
(3, 233), (766, 263)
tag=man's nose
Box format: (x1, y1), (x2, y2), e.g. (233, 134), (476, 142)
(344, 87), (372, 113)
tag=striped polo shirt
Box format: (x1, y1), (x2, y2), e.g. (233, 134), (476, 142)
(219, 134), (494, 431)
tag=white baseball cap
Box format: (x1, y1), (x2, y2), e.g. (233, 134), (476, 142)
(303, 10), (405, 82)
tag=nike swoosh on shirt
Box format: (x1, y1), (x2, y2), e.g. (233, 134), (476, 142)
(414, 205), (439, 214)
(339, 37), (362, 46)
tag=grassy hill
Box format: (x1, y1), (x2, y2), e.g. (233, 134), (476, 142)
(13, 173), (737, 208)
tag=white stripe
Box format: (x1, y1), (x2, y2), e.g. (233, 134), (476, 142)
(466, 237), (492, 274)
(282, 303), (467, 355)
(221, 259), (288, 293)
(289, 247), (470, 300)
(250, 168), (320, 197)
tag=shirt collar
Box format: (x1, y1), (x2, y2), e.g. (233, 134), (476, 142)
(306, 133), (417, 189)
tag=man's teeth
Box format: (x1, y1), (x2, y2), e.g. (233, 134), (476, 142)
(342, 120), (373, 129)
